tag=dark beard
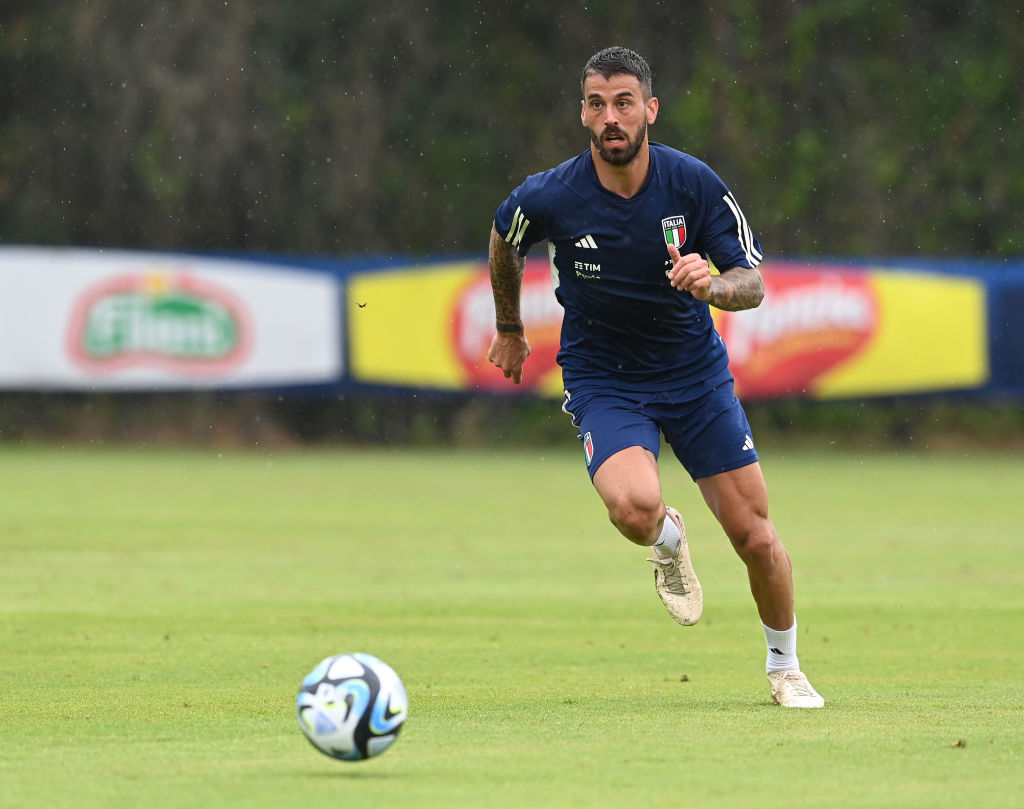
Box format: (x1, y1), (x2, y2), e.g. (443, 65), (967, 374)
(592, 122), (646, 166)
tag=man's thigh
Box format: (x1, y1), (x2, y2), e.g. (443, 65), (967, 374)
(592, 445), (663, 514)
(696, 461), (771, 538)
(562, 387), (661, 480)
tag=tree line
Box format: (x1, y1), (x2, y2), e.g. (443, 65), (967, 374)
(2, 1), (1021, 260)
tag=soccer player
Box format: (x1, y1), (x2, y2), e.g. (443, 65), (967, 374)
(487, 46), (823, 708)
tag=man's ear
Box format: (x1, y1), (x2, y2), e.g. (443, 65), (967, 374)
(647, 96), (659, 125)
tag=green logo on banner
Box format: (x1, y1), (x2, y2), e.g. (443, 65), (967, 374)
(68, 272), (250, 373)
(82, 292), (237, 360)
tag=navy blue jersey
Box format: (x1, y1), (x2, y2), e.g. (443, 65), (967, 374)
(494, 142), (763, 392)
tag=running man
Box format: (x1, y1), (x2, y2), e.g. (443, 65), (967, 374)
(487, 46), (823, 708)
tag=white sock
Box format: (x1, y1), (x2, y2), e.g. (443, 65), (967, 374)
(763, 620), (800, 673)
(652, 509), (681, 558)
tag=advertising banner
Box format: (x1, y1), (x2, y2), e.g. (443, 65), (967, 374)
(0, 246), (1011, 400)
(348, 258), (991, 400)
(715, 264), (989, 399)
(347, 259), (564, 396)
(0, 247), (341, 390)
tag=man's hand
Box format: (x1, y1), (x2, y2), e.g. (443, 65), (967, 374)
(665, 243), (713, 301)
(487, 331), (532, 384)
(665, 242), (765, 311)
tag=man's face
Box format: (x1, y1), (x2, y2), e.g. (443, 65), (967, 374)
(581, 73), (658, 166)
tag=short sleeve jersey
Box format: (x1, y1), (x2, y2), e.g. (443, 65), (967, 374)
(494, 142), (763, 392)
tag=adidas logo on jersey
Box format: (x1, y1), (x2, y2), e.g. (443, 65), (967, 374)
(742, 435), (755, 451)
(574, 234), (598, 249)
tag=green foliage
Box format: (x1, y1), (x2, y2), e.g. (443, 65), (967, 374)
(0, 446), (1021, 808)
(1, 3), (1021, 256)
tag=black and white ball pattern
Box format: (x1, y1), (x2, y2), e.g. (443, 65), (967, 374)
(297, 653), (408, 761)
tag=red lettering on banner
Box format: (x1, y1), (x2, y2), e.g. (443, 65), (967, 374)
(452, 259), (562, 391)
(453, 261), (879, 398)
(717, 264), (878, 398)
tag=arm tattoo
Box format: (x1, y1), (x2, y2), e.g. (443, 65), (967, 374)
(705, 266), (765, 312)
(489, 225), (525, 324)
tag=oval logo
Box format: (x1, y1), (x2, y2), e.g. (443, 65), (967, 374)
(66, 271), (253, 375)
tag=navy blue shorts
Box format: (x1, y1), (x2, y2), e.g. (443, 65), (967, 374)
(561, 379), (759, 481)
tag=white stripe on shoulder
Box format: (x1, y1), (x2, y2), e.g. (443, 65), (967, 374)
(723, 192), (762, 267)
(505, 205), (530, 249)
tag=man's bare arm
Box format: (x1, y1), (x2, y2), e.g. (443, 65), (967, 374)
(487, 223), (531, 383)
(702, 266), (765, 312)
(489, 224), (526, 328)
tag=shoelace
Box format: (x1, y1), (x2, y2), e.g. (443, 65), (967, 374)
(778, 672), (816, 696)
(647, 556), (689, 595)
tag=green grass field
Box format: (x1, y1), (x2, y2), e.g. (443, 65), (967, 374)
(1, 443), (1021, 808)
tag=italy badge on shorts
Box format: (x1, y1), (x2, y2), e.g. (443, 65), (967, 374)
(583, 431), (594, 467)
(662, 215), (686, 248)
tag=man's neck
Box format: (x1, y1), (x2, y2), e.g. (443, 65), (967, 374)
(589, 142), (651, 199)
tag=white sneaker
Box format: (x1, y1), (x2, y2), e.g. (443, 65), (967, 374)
(646, 507), (703, 626)
(767, 670), (825, 708)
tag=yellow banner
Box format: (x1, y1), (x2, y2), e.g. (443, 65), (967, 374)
(814, 271), (988, 397)
(350, 260), (989, 400)
(348, 262), (477, 390)
(347, 259), (563, 394)
(713, 265), (988, 399)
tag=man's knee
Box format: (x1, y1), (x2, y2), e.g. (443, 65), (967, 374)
(728, 518), (780, 568)
(606, 495), (664, 545)
(592, 446), (664, 545)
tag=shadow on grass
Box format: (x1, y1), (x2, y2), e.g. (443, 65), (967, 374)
(285, 765), (401, 780)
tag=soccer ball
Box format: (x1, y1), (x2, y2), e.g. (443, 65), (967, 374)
(296, 652), (408, 761)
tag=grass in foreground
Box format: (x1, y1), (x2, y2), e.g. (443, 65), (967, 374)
(0, 444), (1021, 808)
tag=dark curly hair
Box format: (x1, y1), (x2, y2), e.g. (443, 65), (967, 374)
(581, 47), (654, 99)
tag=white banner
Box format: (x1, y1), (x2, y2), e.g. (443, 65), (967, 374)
(0, 247), (342, 390)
